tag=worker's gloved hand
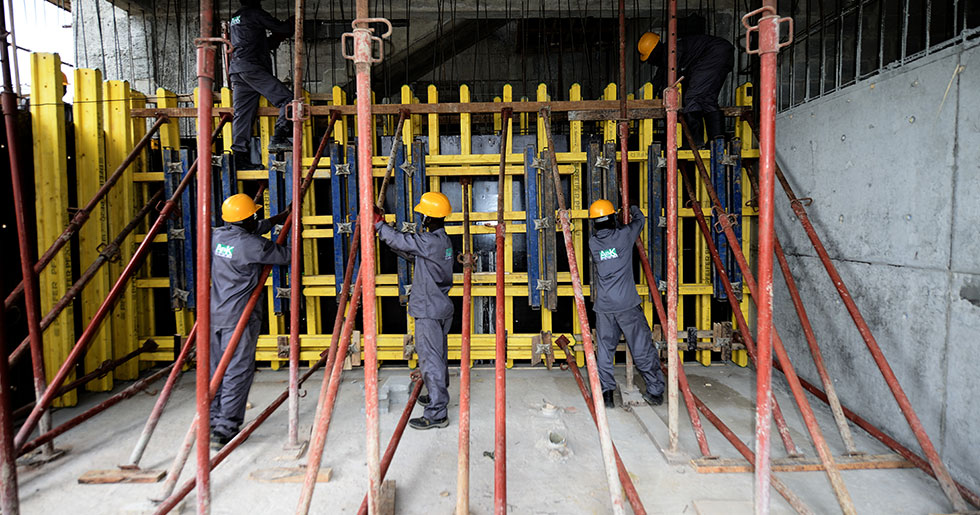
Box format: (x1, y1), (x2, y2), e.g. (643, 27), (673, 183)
(270, 208), (290, 226)
(373, 206), (385, 225)
(630, 205), (643, 219)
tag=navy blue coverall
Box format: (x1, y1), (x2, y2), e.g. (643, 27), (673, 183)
(651, 34), (735, 114)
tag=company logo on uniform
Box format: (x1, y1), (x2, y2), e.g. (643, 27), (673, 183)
(216, 244), (235, 259)
(445, 248), (452, 260)
(599, 248), (618, 261)
(230, 15), (241, 25)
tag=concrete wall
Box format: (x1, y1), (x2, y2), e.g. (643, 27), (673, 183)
(773, 40), (980, 495)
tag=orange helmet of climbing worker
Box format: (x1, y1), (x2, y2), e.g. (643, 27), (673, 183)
(589, 199), (616, 219)
(414, 192), (452, 218)
(221, 193), (262, 223)
(637, 32), (661, 61)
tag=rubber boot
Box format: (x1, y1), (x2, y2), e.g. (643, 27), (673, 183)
(682, 111), (704, 149)
(234, 151), (260, 172)
(268, 125), (292, 153)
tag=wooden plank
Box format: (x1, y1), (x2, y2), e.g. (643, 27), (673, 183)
(378, 479), (395, 515)
(78, 469), (166, 484)
(692, 453), (915, 474)
(249, 467), (331, 483)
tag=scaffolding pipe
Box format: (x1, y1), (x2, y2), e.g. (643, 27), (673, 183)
(1, 8), (55, 458)
(493, 107), (512, 514)
(541, 108), (625, 514)
(744, 170), (857, 454)
(2, 115), (167, 311)
(11, 116), (229, 452)
(18, 363), (173, 456)
(286, 0), (307, 450)
(763, 131), (969, 513)
(153, 338), (334, 515)
(677, 154), (856, 514)
(455, 178), (473, 515)
(153, 120), (336, 501)
(376, 110), (408, 204)
(663, 0), (680, 453)
(555, 335), (647, 515)
(9, 189), (164, 367)
(0, 307), (18, 515)
(356, 376), (424, 515)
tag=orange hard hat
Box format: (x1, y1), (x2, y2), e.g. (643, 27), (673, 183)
(414, 192), (452, 218)
(589, 199), (616, 219)
(221, 193), (262, 222)
(637, 32), (661, 61)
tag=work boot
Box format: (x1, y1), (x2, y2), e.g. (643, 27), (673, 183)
(210, 430), (237, 449)
(602, 390), (615, 409)
(234, 151), (260, 172)
(409, 416), (449, 430)
(642, 391), (664, 406)
(417, 394), (430, 406)
(682, 111), (705, 149)
(704, 110), (726, 142)
(268, 126), (292, 153)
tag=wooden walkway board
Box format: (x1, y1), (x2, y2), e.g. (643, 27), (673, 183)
(249, 467), (332, 483)
(78, 469), (166, 484)
(692, 453), (914, 474)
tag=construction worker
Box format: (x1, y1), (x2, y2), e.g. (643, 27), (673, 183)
(588, 200), (665, 408)
(209, 193), (290, 446)
(639, 31), (734, 147)
(228, 0), (295, 170)
(374, 192), (454, 430)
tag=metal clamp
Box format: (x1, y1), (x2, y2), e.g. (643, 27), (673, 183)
(399, 161), (417, 176)
(166, 161), (183, 175)
(791, 197), (813, 207)
(270, 160), (287, 173)
(275, 287), (291, 299)
(335, 162), (352, 176)
(594, 155), (612, 170)
(97, 242), (121, 262)
(172, 288), (190, 304)
(536, 279), (554, 292)
(337, 222), (353, 235)
(686, 327), (698, 353)
(658, 280), (667, 293)
(530, 157), (549, 171)
(400, 222), (417, 233)
(168, 228), (185, 241)
(653, 155), (667, 169)
(720, 153), (738, 166)
(286, 100), (311, 122)
(402, 334), (415, 360)
(658, 216), (667, 228)
(341, 18), (393, 64)
(742, 6), (794, 55)
(533, 217), (553, 230)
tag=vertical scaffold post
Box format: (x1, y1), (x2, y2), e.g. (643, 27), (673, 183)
(0, 303), (17, 515)
(287, 0), (307, 451)
(194, 0), (217, 508)
(494, 108), (512, 514)
(541, 109), (625, 515)
(456, 178), (473, 515)
(664, 0), (680, 453)
(741, 5), (792, 513)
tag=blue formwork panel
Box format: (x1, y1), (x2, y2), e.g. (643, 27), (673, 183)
(648, 143), (664, 292)
(179, 149), (196, 309)
(330, 143), (346, 295)
(346, 145), (360, 286)
(394, 144), (410, 304)
(523, 145), (540, 308)
(412, 139), (426, 212)
(603, 141), (619, 211)
(539, 149), (558, 311)
(728, 138), (743, 296)
(711, 137), (728, 300)
(210, 153), (237, 227)
(163, 150), (186, 309)
(268, 155), (290, 314)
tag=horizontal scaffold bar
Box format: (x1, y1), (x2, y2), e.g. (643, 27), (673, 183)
(131, 100), (749, 119)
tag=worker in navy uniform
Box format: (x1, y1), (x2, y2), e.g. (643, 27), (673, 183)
(228, 0), (295, 170)
(639, 30), (735, 148)
(209, 193), (290, 446)
(374, 192), (454, 430)
(588, 200), (665, 408)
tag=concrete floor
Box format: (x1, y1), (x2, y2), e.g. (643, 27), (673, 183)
(14, 363), (957, 514)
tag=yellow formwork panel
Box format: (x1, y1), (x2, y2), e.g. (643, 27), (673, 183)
(31, 54), (76, 406)
(73, 68), (113, 392)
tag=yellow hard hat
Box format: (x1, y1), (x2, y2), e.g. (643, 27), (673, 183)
(414, 192), (452, 218)
(589, 199), (616, 219)
(637, 32), (661, 61)
(221, 193), (261, 222)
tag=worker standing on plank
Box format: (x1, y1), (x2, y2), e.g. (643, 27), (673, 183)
(588, 200), (665, 408)
(209, 193), (290, 446)
(374, 193), (455, 430)
(639, 31), (734, 148)
(228, 0), (295, 170)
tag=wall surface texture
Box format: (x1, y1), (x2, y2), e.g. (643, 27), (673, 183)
(773, 40), (980, 496)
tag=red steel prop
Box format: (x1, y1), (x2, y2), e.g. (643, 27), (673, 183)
(663, 0), (680, 451)
(763, 131), (969, 512)
(0, 306), (19, 515)
(493, 108), (512, 514)
(9, 189), (164, 367)
(541, 108), (625, 514)
(356, 376), (424, 515)
(741, 5), (791, 512)
(456, 178), (474, 514)
(677, 150), (855, 514)
(555, 336), (647, 515)
(286, 0), (307, 450)
(12, 115), (230, 452)
(154, 117), (338, 501)
(2, 115), (167, 311)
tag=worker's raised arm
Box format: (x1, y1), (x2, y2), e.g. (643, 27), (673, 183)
(376, 221), (427, 257)
(257, 9), (293, 35)
(627, 205), (646, 242)
(253, 237), (290, 266)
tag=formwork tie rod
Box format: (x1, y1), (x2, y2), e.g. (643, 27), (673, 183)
(541, 107), (625, 514)
(11, 115), (231, 453)
(680, 119), (855, 515)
